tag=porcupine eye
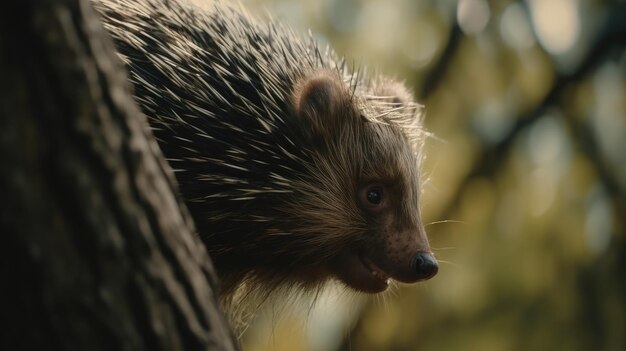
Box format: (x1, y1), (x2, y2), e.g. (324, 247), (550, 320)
(359, 185), (385, 212)
(367, 189), (382, 204)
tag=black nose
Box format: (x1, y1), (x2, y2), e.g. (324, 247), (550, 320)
(412, 252), (438, 280)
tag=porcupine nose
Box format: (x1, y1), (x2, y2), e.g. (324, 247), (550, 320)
(412, 252), (438, 280)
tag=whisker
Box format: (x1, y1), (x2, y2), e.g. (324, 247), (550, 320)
(379, 293), (387, 310)
(431, 246), (458, 251)
(374, 293), (383, 309)
(425, 219), (467, 227)
(382, 285), (395, 306)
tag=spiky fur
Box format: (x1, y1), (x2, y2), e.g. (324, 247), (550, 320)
(95, 0), (427, 324)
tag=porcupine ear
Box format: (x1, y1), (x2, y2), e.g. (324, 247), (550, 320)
(294, 71), (352, 138)
(372, 78), (414, 110)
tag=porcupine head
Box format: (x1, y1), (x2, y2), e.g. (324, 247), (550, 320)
(218, 70), (438, 320)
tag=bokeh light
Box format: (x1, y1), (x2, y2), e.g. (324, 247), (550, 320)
(457, 0), (490, 35)
(528, 0), (580, 55)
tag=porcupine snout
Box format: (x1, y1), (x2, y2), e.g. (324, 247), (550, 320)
(411, 252), (438, 281)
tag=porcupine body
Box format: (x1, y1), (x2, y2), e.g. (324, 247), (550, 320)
(95, 0), (438, 316)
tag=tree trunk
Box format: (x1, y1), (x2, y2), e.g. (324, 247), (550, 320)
(0, 0), (238, 350)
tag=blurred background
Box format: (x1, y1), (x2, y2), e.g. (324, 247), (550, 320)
(199, 0), (626, 350)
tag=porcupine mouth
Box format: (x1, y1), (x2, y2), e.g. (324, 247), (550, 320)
(333, 249), (391, 293)
(359, 254), (391, 291)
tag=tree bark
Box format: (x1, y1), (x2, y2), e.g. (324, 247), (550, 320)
(0, 0), (238, 350)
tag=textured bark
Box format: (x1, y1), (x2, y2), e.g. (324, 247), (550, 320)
(0, 0), (238, 350)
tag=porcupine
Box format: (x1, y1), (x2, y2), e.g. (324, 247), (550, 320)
(94, 0), (438, 317)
